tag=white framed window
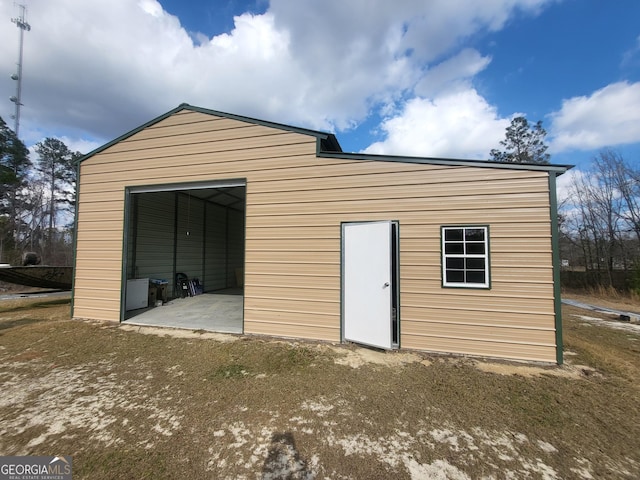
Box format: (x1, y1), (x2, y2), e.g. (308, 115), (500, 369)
(441, 226), (490, 288)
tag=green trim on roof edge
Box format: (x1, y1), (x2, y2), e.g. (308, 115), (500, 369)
(182, 104), (342, 152)
(318, 151), (572, 174)
(77, 104), (186, 163)
(77, 103), (572, 174)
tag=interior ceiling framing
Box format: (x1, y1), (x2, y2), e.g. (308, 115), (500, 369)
(170, 186), (246, 212)
(202, 186), (245, 211)
(129, 180), (246, 212)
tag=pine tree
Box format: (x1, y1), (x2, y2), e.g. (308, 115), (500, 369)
(0, 116), (31, 263)
(34, 138), (81, 263)
(490, 116), (550, 164)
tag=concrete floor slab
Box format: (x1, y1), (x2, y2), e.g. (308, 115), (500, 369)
(123, 292), (243, 333)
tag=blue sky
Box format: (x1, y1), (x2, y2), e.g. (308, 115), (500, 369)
(1, 0), (639, 177)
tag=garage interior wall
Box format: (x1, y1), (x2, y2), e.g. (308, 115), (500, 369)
(127, 190), (244, 297)
(176, 193), (206, 288)
(204, 202), (228, 291)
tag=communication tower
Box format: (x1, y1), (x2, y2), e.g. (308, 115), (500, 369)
(9, 3), (31, 138)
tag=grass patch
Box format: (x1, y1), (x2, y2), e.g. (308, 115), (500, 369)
(208, 363), (251, 379)
(0, 296), (71, 314)
(260, 344), (319, 372)
(78, 449), (169, 480)
(0, 317), (46, 331)
(31, 297), (72, 308)
(564, 304), (640, 384)
(0, 296), (71, 334)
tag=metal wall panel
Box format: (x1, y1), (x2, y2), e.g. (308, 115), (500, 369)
(204, 203), (227, 291)
(176, 193), (205, 283)
(132, 192), (176, 290)
(227, 209), (245, 287)
(90, 132), (312, 162)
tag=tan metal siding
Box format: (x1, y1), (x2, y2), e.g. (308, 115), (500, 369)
(244, 312), (339, 341)
(75, 110), (321, 325)
(75, 109), (558, 362)
(79, 148), (327, 178)
(246, 209), (552, 228)
(106, 124), (289, 151)
(244, 164), (555, 362)
(87, 132), (313, 163)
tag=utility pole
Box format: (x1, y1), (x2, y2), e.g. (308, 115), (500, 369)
(10, 4), (31, 138)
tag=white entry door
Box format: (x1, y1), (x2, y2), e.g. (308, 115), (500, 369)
(342, 221), (394, 349)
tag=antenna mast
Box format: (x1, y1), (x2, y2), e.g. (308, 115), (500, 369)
(10, 3), (31, 138)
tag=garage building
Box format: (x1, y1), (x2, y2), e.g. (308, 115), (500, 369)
(73, 104), (569, 363)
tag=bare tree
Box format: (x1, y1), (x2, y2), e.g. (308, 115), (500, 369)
(607, 149), (640, 244)
(561, 149), (639, 289)
(19, 178), (49, 254)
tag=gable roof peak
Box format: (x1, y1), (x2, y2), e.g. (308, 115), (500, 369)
(77, 103), (342, 163)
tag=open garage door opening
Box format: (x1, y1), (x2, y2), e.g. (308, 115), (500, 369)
(121, 179), (246, 334)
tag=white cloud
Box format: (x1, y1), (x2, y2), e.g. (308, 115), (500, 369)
(415, 49), (492, 98)
(266, 0), (552, 128)
(549, 81), (640, 152)
(58, 137), (103, 156)
(0, 0), (553, 148)
(138, 0), (164, 18)
(364, 90), (511, 159)
(621, 34), (640, 68)
(555, 167), (583, 204)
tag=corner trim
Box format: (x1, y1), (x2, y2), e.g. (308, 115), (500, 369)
(70, 162), (80, 318)
(120, 188), (132, 323)
(549, 173), (564, 365)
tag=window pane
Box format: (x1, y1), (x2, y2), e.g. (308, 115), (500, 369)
(442, 225), (489, 287)
(446, 270), (464, 283)
(445, 243), (464, 254)
(444, 229), (463, 241)
(466, 258), (485, 269)
(447, 258), (464, 269)
(465, 229), (485, 241)
(466, 270), (485, 284)
(466, 243), (485, 255)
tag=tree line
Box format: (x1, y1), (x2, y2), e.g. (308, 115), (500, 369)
(559, 150), (640, 291)
(0, 116), (81, 266)
(491, 116), (640, 292)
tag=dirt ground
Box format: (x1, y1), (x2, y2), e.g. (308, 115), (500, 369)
(1, 296), (639, 479)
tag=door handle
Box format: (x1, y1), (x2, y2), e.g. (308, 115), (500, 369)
(383, 282), (390, 288)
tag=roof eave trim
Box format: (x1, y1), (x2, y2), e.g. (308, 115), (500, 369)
(76, 104), (189, 164)
(317, 151), (573, 174)
(183, 104), (340, 147)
